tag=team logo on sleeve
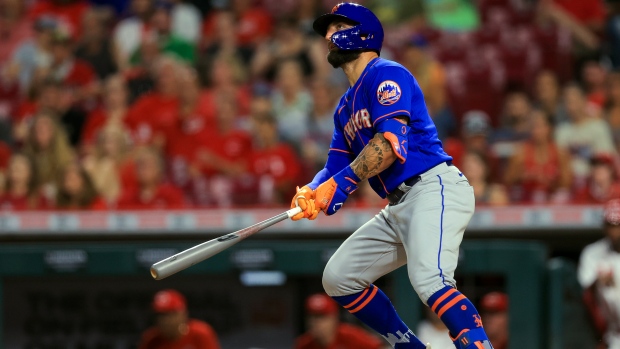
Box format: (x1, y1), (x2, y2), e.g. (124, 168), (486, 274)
(377, 80), (402, 105)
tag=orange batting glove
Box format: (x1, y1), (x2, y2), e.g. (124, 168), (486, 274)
(290, 185), (319, 221)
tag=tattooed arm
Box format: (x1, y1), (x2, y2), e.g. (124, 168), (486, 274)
(350, 133), (397, 181)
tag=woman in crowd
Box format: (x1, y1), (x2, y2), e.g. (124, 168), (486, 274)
(55, 162), (106, 210)
(23, 112), (75, 201)
(504, 110), (572, 203)
(82, 124), (135, 205)
(462, 150), (509, 206)
(0, 153), (46, 210)
(81, 74), (130, 151)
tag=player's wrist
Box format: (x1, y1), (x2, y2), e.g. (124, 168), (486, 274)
(333, 166), (361, 194)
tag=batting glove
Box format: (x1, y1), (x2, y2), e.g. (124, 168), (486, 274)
(315, 166), (360, 215)
(290, 185), (319, 221)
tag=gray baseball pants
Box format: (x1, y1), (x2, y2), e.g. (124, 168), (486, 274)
(323, 162), (475, 303)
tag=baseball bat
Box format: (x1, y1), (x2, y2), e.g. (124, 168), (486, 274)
(150, 206), (303, 280)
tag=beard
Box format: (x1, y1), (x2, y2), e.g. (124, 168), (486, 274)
(327, 48), (362, 68)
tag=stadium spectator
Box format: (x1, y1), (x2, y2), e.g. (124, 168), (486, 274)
(200, 10), (254, 68)
(117, 147), (185, 209)
(139, 289), (220, 349)
(35, 26), (99, 122)
(202, 0), (273, 50)
(12, 79), (60, 144)
(124, 56), (180, 147)
(11, 15), (56, 94)
(164, 66), (212, 205)
(537, 0), (603, 62)
(55, 162), (106, 210)
(581, 59), (608, 114)
(416, 307), (453, 349)
(23, 112), (75, 202)
(532, 70), (568, 124)
(443, 110), (499, 180)
(74, 8), (119, 80)
(0, 153), (47, 210)
(503, 110), (572, 204)
(166, 0), (202, 45)
(82, 124), (135, 204)
(401, 34), (455, 141)
(251, 17), (316, 81)
(130, 2), (196, 65)
(295, 293), (384, 349)
(249, 112), (301, 204)
(605, 72), (620, 150)
(199, 54), (251, 125)
(195, 96), (251, 180)
(462, 150), (509, 206)
(491, 91), (533, 162)
(0, 0), (34, 64)
(81, 74), (129, 150)
(271, 59), (312, 147)
(573, 153), (620, 204)
(555, 83), (616, 189)
(578, 199), (620, 349)
(479, 292), (509, 349)
(113, 0), (155, 71)
(302, 79), (336, 176)
(27, 0), (91, 38)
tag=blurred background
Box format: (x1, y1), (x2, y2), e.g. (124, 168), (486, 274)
(0, 0), (619, 347)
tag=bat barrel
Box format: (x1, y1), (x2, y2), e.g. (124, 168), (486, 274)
(150, 208), (301, 280)
(150, 239), (225, 280)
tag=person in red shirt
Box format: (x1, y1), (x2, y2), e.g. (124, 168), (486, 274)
(81, 74), (130, 150)
(503, 110), (572, 204)
(202, 0), (272, 49)
(116, 147), (186, 209)
(0, 153), (47, 210)
(54, 162), (107, 210)
(295, 293), (384, 349)
(139, 289), (220, 349)
(249, 112), (301, 204)
(573, 153), (620, 204)
(28, 0), (91, 39)
(164, 66), (214, 206)
(195, 96), (251, 177)
(124, 56), (180, 148)
(478, 292), (509, 349)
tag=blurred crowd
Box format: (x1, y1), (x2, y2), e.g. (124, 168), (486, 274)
(0, 0), (619, 210)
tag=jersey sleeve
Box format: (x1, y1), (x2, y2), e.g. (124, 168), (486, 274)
(368, 67), (415, 164)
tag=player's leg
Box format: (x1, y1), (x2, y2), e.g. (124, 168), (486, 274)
(322, 209), (428, 349)
(390, 164), (493, 349)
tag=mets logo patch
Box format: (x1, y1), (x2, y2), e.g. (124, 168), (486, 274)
(377, 80), (402, 105)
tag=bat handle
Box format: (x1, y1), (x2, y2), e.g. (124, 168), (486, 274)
(287, 206), (303, 218)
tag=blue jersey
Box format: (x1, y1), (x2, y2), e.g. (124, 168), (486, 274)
(328, 57), (451, 198)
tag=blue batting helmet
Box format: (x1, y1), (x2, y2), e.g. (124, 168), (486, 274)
(313, 3), (384, 53)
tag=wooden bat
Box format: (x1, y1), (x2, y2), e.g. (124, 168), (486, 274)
(150, 206), (303, 280)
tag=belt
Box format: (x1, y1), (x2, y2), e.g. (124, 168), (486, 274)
(386, 161), (453, 206)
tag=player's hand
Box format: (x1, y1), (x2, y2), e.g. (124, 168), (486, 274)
(290, 185), (318, 221)
(314, 172), (357, 216)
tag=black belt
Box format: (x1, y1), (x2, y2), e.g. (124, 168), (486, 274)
(386, 161), (453, 205)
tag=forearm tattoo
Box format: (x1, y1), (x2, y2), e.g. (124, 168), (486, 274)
(350, 133), (396, 181)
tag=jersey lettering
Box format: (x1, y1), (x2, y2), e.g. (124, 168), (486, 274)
(343, 108), (372, 145)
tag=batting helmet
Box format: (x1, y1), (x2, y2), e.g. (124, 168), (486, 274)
(313, 3), (384, 53)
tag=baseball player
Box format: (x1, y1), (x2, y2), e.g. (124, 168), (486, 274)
(290, 3), (494, 349)
(578, 199), (620, 349)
